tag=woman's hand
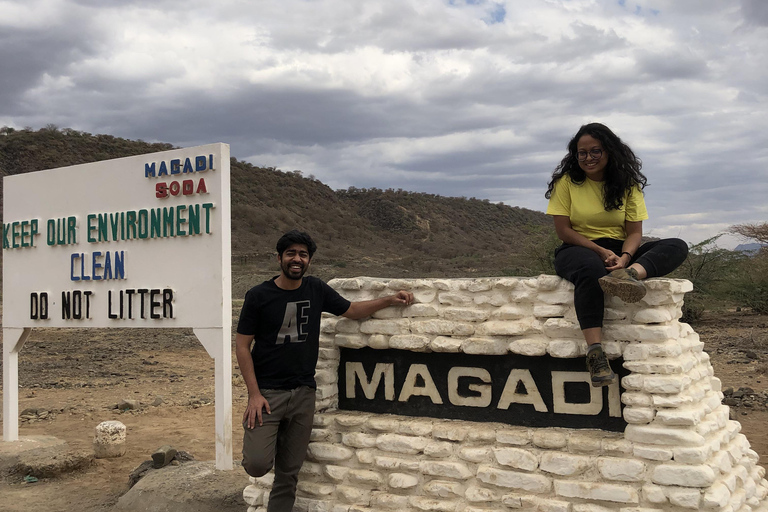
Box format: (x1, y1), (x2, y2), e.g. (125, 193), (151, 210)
(605, 252), (631, 271)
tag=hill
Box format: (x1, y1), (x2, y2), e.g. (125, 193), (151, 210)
(0, 126), (555, 285)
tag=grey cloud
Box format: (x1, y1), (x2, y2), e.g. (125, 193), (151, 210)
(741, 0), (768, 26)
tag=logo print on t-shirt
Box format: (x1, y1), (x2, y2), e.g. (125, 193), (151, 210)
(276, 300), (310, 344)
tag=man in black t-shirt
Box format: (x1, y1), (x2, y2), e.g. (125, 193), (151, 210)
(235, 230), (413, 512)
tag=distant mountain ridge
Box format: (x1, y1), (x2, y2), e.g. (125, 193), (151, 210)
(0, 126), (554, 279)
(735, 243), (765, 255)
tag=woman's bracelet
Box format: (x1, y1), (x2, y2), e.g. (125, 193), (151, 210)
(621, 251), (633, 259)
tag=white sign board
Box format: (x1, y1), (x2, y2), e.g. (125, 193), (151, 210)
(2, 144), (233, 469)
(3, 143), (230, 328)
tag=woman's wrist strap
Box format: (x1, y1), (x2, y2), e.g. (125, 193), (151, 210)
(621, 251), (633, 259)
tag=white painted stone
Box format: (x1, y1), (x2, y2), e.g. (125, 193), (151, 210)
(602, 438), (634, 456)
(604, 307), (627, 320)
(633, 307), (674, 324)
(540, 452), (591, 476)
(376, 434), (428, 454)
(334, 334), (369, 348)
(476, 465), (552, 493)
(674, 445), (712, 465)
(335, 318), (362, 333)
(497, 429), (531, 446)
(370, 493), (409, 509)
(466, 427), (496, 442)
(643, 375), (691, 394)
(424, 441), (453, 458)
(461, 336), (510, 355)
(622, 344), (650, 361)
(533, 497), (572, 512)
(465, 485), (500, 502)
(508, 336), (549, 356)
(367, 334), (390, 349)
(493, 447), (539, 471)
(412, 289), (438, 304)
(532, 430), (568, 449)
(538, 290), (575, 305)
(597, 457), (646, 481)
(429, 336), (464, 352)
(389, 334), (431, 351)
(537, 274), (565, 291)
(409, 496), (456, 512)
(93, 420), (127, 458)
(420, 461), (474, 479)
(403, 303), (439, 319)
(315, 369), (337, 386)
(360, 319), (411, 335)
(624, 407), (655, 424)
(323, 465), (349, 482)
(652, 464), (717, 487)
(423, 479), (464, 498)
(568, 434), (603, 454)
(642, 484), (668, 504)
(443, 307), (490, 322)
(605, 324), (679, 343)
(298, 481), (336, 497)
(666, 488), (701, 509)
(621, 392), (653, 407)
(475, 319), (535, 336)
(534, 304), (569, 317)
(349, 469), (383, 487)
(366, 417), (399, 430)
(321, 317), (339, 333)
(308, 443), (355, 462)
(624, 425), (706, 446)
(310, 429), (339, 442)
(548, 339), (583, 358)
(438, 292), (473, 306)
(410, 319), (475, 336)
(655, 407), (705, 426)
(474, 291), (511, 307)
(335, 414), (368, 426)
(554, 480), (639, 504)
(371, 306), (403, 319)
(336, 485), (371, 504)
(373, 455), (419, 471)
(459, 446), (492, 463)
(341, 433), (378, 449)
(492, 304), (530, 320)
(542, 318), (582, 338)
(433, 424), (470, 441)
(388, 473), (419, 489)
(632, 445), (673, 461)
(243, 485), (264, 506)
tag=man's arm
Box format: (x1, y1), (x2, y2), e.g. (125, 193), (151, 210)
(235, 332), (271, 428)
(342, 291), (414, 320)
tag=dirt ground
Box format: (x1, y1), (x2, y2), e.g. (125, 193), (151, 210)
(1, 309), (767, 511)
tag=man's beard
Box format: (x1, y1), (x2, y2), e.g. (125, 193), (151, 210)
(281, 260), (307, 280)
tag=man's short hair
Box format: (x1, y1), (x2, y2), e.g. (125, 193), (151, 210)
(276, 230), (317, 259)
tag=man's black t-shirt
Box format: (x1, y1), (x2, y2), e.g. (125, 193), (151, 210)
(237, 276), (350, 390)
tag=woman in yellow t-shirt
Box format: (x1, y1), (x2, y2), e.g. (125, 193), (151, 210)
(545, 123), (688, 387)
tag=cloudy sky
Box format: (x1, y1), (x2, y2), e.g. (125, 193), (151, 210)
(1, 0), (766, 248)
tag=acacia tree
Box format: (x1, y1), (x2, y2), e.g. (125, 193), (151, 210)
(730, 222), (768, 246)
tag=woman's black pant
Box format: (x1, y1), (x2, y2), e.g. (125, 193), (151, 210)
(554, 238), (688, 330)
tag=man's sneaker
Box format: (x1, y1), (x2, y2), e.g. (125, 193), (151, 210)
(599, 267), (646, 303)
(586, 344), (615, 387)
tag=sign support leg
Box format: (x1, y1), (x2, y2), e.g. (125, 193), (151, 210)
(194, 327), (233, 470)
(3, 327), (32, 442)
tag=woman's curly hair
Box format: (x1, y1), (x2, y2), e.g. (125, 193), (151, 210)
(545, 123), (647, 210)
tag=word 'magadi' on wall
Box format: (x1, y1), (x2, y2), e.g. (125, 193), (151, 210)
(2, 143), (231, 329)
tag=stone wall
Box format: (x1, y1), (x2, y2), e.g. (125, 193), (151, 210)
(243, 276), (768, 512)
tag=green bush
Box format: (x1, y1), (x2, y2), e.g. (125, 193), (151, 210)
(724, 251), (768, 313)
